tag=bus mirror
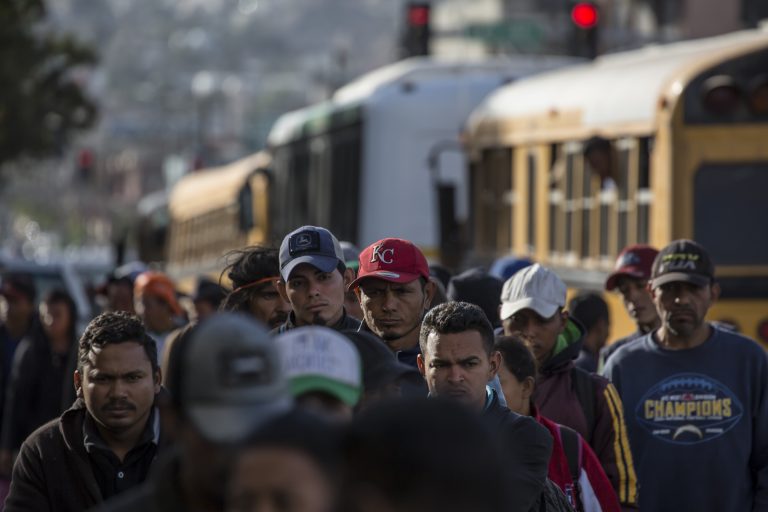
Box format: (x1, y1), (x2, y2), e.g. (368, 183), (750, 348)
(701, 75), (742, 116)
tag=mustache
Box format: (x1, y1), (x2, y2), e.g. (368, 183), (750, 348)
(102, 400), (136, 412)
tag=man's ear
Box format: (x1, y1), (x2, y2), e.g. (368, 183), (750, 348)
(710, 282), (721, 303)
(558, 309), (570, 334)
(74, 370), (83, 398)
(154, 369), (162, 394)
(343, 268), (355, 289)
(416, 353), (426, 378)
(276, 279), (290, 303)
(488, 350), (501, 379)
(521, 376), (536, 402)
(423, 278), (437, 311)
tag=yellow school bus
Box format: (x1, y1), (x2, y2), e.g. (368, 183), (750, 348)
(465, 28), (768, 347)
(165, 151), (272, 292)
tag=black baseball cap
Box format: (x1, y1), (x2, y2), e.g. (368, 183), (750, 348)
(650, 239), (715, 290)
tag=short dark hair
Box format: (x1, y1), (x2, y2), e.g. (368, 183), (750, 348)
(494, 335), (537, 382)
(78, 311), (158, 374)
(219, 246), (280, 313)
(419, 301), (494, 355)
(568, 291), (609, 332)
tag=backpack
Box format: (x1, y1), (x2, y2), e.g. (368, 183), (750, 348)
(532, 478), (576, 512)
(559, 424), (584, 511)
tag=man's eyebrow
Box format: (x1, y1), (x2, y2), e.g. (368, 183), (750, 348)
(459, 356), (481, 364)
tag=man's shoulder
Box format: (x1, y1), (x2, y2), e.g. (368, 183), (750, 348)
(712, 326), (766, 357)
(487, 402), (550, 439)
(20, 416), (65, 452)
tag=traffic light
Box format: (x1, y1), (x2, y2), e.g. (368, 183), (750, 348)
(569, 2), (599, 59)
(77, 148), (94, 183)
(400, 2), (430, 58)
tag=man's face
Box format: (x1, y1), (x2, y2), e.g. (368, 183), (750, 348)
(108, 281), (134, 313)
(417, 330), (499, 412)
(502, 308), (566, 365)
(0, 294), (34, 324)
(357, 278), (432, 344)
(248, 281), (291, 329)
(40, 300), (72, 340)
(615, 276), (658, 327)
(76, 342), (160, 435)
(653, 281), (716, 339)
(277, 264), (347, 327)
(228, 447), (334, 512)
(135, 294), (172, 332)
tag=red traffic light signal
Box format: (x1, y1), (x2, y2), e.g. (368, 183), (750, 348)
(408, 4), (430, 26)
(571, 2), (598, 29)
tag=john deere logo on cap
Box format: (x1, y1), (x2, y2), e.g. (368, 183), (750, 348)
(296, 233), (313, 248)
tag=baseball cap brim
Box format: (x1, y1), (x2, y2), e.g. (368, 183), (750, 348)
(500, 297), (559, 321)
(291, 375), (361, 407)
(281, 255), (340, 280)
(605, 268), (647, 291)
(651, 272), (711, 290)
(349, 271), (423, 289)
(187, 398), (293, 444)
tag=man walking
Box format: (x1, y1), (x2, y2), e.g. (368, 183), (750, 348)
(603, 240), (768, 511)
(5, 311), (163, 512)
(350, 237), (435, 367)
(417, 301), (561, 512)
(275, 226), (360, 333)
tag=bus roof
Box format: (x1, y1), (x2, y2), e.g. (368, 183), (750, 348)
(168, 151), (270, 222)
(267, 55), (581, 147)
(468, 28), (768, 139)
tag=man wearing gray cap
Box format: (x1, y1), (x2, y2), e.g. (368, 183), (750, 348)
(274, 226), (361, 333)
(499, 264), (638, 510)
(96, 313), (293, 511)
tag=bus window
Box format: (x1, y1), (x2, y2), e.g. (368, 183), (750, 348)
(548, 145), (564, 255)
(580, 152), (594, 259)
(564, 152), (576, 254)
(694, 163), (768, 265)
(526, 152), (536, 254)
(617, 144), (631, 251)
(475, 149), (511, 256)
(636, 137), (652, 245)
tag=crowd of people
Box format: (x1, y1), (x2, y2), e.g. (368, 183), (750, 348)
(0, 225), (765, 512)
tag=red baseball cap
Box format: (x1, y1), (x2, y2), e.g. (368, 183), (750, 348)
(349, 238), (430, 289)
(605, 244), (659, 291)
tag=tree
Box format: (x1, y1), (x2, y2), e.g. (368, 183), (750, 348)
(0, 0), (98, 168)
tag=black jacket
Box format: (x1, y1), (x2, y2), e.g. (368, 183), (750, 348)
(483, 390), (554, 512)
(5, 399), (163, 512)
(272, 309), (361, 335)
(92, 450), (187, 512)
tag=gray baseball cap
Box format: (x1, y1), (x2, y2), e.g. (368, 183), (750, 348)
(177, 313), (292, 443)
(279, 226), (345, 280)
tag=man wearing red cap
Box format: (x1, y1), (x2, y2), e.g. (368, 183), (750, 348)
(600, 244), (660, 368)
(350, 238), (436, 367)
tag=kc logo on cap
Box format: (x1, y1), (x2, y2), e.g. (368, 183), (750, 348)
(349, 237), (430, 288)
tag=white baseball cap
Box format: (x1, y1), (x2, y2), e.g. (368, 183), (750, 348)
(276, 326), (362, 407)
(499, 263), (567, 321)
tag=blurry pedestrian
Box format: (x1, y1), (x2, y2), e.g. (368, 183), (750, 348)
(489, 255), (534, 281)
(133, 271), (185, 361)
(499, 264), (637, 509)
(495, 334), (620, 512)
(226, 409), (342, 512)
(341, 330), (424, 410)
(96, 313), (293, 512)
(276, 326), (362, 422)
(0, 273), (39, 432)
(219, 246), (291, 329)
(5, 311), (164, 512)
(191, 277), (226, 322)
(350, 238), (435, 368)
(0, 290), (79, 475)
(275, 226), (360, 333)
(601, 245), (660, 368)
(340, 398), (510, 512)
(417, 301), (556, 512)
(603, 240), (768, 511)
(446, 267), (504, 328)
(568, 292), (610, 373)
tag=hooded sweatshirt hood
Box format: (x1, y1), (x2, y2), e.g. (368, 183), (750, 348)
(540, 318), (585, 376)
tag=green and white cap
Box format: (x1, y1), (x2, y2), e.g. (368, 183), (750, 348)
(276, 326), (362, 407)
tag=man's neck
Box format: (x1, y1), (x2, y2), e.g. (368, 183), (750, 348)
(296, 307), (344, 328)
(638, 317), (661, 334)
(385, 326), (420, 353)
(656, 324), (712, 350)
